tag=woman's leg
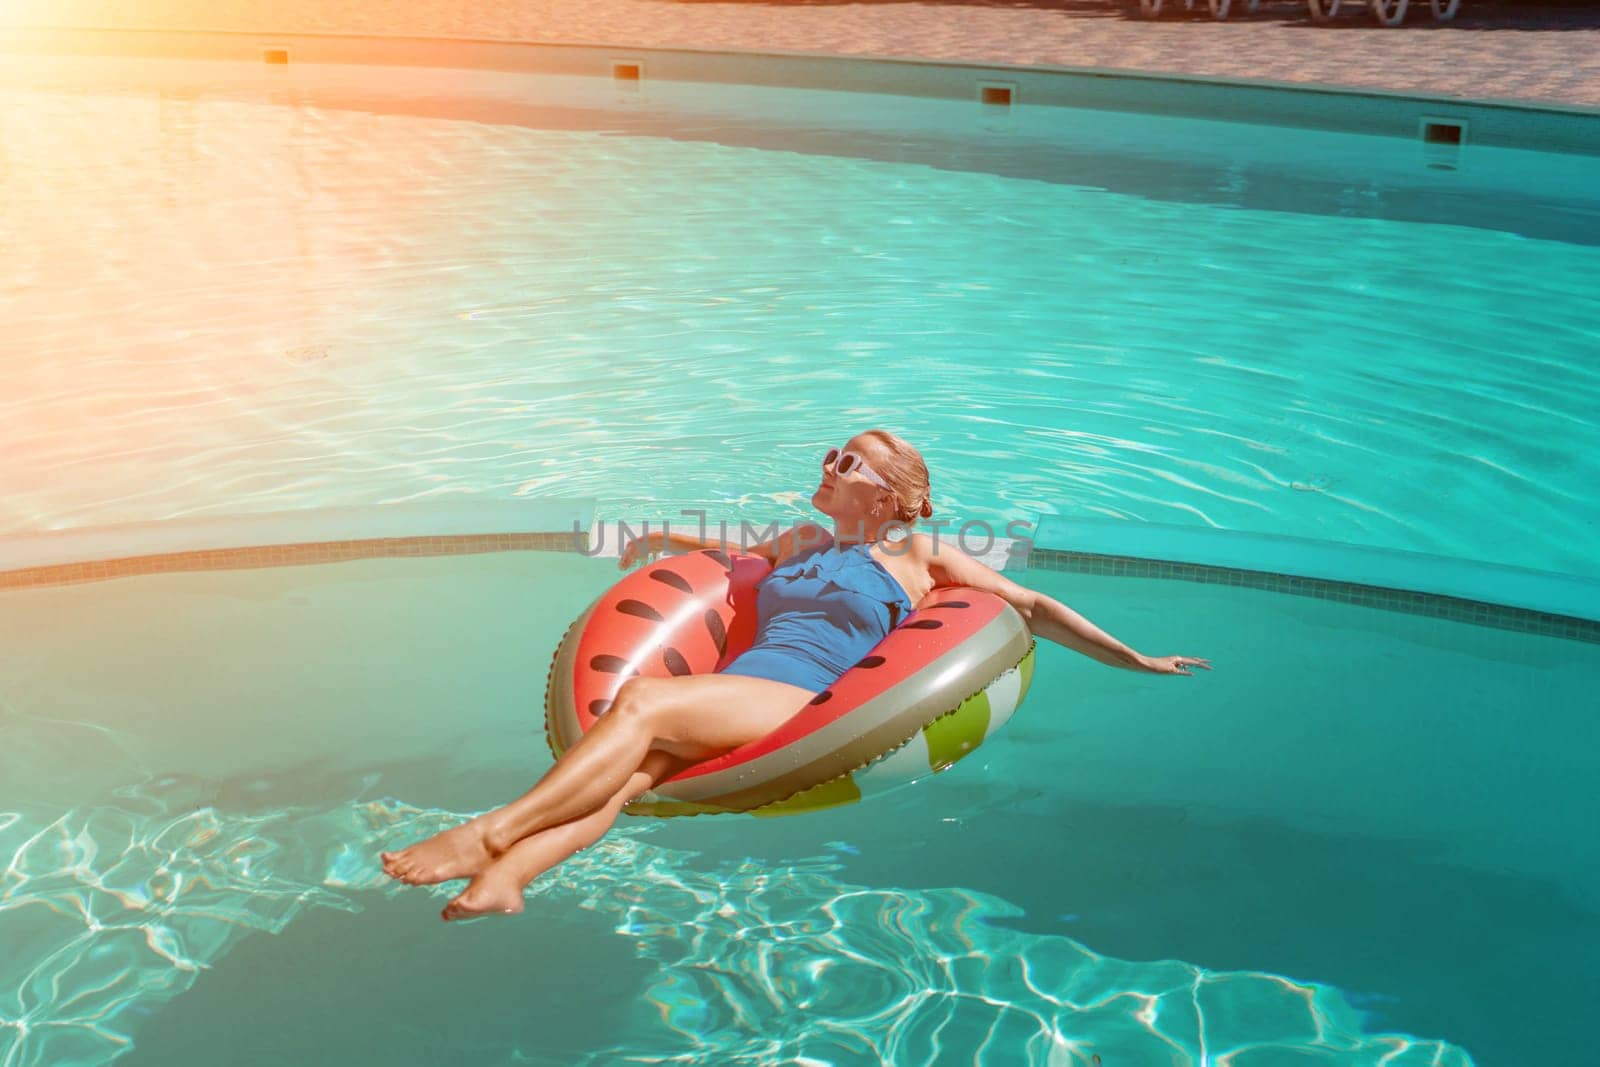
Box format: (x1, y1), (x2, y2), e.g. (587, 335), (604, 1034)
(439, 750), (680, 921)
(381, 672), (814, 885)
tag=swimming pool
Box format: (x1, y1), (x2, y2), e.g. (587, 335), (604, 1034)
(2, 42), (1598, 1067)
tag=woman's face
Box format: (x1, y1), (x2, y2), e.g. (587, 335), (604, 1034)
(811, 433), (895, 529)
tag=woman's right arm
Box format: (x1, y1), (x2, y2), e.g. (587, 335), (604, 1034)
(920, 535), (1210, 676)
(618, 523), (829, 569)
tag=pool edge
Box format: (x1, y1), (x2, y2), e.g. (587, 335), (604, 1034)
(0, 500), (596, 591)
(3, 27), (1597, 154)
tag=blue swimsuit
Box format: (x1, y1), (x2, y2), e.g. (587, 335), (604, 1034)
(720, 541), (914, 693)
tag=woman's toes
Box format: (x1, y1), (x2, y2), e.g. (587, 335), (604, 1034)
(377, 823), (493, 886)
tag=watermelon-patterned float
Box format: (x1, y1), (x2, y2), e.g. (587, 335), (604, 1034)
(544, 549), (1035, 816)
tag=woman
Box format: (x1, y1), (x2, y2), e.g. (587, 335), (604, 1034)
(381, 429), (1208, 920)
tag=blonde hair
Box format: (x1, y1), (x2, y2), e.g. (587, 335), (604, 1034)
(859, 429), (934, 525)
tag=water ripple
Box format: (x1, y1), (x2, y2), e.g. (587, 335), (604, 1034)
(0, 786), (1473, 1066)
(2, 68), (1598, 565)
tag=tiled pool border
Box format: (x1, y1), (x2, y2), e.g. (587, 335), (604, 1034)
(0, 501), (596, 591)
(1034, 514), (1600, 627)
(0, 532), (585, 592)
(4, 27), (1599, 155)
(1027, 548), (1600, 645)
(5, 517), (1597, 645)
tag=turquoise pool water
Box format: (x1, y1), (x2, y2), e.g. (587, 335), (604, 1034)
(3, 51), (1600, 1067)
(2, 553), (1595, 1065)
(2, 57), (1599, 578)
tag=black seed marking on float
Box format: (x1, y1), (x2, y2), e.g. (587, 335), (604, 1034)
(701, 548), (733, 570)
(616, 598), (665, 621)
(809, 690), (834, 705)
(904, 619), (944, 630)
(589, 699), (612, 716)
(703, 609), (727, 655)
(590, 654), (630, 673)
(663, 648), (692, 676)
(856, 656), (886, 669)
(928, 601), (970, 609)
(649, 570), (693, 594)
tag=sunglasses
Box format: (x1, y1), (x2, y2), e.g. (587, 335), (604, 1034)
(822, 447), (891, 490)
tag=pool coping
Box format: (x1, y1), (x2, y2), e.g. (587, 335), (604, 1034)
(5, 27), (1599, 155)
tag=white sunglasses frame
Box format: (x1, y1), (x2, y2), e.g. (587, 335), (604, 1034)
(822, 447), (892, 491)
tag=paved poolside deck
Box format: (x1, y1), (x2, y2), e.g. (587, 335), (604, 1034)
(6, 0), (1600, 109)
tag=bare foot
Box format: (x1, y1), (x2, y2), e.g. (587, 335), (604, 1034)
(380, 817), (497, 885)
(441, 866), (528, 922)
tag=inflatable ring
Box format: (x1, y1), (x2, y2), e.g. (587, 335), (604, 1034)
(544, 549), (1035, 817)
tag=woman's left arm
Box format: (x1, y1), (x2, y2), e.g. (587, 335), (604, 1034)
(916, 536), (1210, 676)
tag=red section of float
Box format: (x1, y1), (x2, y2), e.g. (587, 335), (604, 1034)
(567, 550), (768, 731)
(668, 586), (1004, 782)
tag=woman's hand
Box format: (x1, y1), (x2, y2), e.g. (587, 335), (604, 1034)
(618, 531), (665, 570)
(1139, 655), (1212, 676)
